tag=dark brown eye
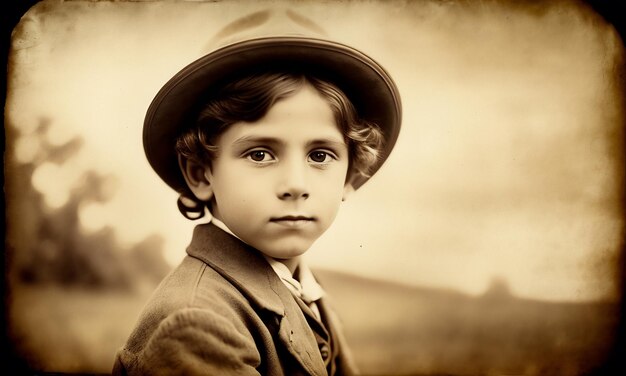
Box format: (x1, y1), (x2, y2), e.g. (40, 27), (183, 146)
(309, 151), (329, 163)
(251, 151), (265, 161)
(248, 150), (271, 162)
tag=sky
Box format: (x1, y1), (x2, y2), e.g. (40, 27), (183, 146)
(6, 0), (624, 301)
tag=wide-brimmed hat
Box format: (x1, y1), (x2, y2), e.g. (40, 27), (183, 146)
(143, 8), (402, 192)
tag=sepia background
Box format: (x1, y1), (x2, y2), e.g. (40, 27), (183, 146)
(4, 0), (624, 374)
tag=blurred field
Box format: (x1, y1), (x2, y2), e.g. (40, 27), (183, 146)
(7, 270), (620, 375)
(315, 270), (620, 375)
(8, 283), (153, 374)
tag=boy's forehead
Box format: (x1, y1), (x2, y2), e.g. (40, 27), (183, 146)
(223, 117), (347, 147)
(255, 85), (335, 123)
(221, 86), (346, 145)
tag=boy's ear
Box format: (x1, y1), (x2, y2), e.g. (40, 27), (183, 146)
(178, 155), (214, 201)
(342, 182), (355, 202)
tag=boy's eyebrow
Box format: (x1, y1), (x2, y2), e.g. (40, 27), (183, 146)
(231, 136), (346, 149)
(231, 136), (284, 148)
(306, 138), (347, 150)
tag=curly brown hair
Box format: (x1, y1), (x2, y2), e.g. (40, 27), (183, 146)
(175, 72), (385, 219)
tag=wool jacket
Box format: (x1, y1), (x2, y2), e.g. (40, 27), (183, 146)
(113, 223), (357, 375)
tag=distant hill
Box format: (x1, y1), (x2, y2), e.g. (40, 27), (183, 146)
(313, 269), (620, 375)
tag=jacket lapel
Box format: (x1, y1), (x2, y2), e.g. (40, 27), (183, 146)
(186, 223), (327, 376)
(317, 296), (359, 375)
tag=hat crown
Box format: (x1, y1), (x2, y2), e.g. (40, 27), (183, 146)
(204, 9), (328, 54)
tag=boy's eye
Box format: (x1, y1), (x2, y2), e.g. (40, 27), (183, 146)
(308, 151), (333, 163)
(246, 150), (274, 162)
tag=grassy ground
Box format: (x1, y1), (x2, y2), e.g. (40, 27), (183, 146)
(316, 270), (619, 375)
(6, 271), (621, 375)
(8, 283), (152, 374)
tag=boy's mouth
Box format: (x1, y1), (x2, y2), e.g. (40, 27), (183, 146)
(270, 215), (315, 228)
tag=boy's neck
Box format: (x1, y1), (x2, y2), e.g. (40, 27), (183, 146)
(276, 256), (300, 275)
(209, 213), (301, 276)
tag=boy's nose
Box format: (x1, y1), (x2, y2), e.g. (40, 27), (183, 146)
(279, 188), (310, 200)
(277, 160), (310, 200)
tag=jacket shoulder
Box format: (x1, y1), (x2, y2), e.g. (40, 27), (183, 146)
(114, 256), (268, 375)
(114, 306), (263, 375)
(121, 255), (257, 352)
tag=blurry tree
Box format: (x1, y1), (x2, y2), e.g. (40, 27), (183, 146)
(5, 118), (171, 291)
(482, 275), (513, 301)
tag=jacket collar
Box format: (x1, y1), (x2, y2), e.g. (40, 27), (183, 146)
(186, 223), (328, 375)
(186, 222), (285, 316)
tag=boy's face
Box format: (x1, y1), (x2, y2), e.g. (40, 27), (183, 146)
(199, 84), (350, 262)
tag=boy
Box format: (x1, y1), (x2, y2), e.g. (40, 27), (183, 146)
(113, 8), (401, 376)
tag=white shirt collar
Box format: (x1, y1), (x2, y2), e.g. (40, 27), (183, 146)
(263, 256), (325, 304)
(207, 211), (241, 240)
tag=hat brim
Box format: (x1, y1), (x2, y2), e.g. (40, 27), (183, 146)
(144, 37), (402, 192)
